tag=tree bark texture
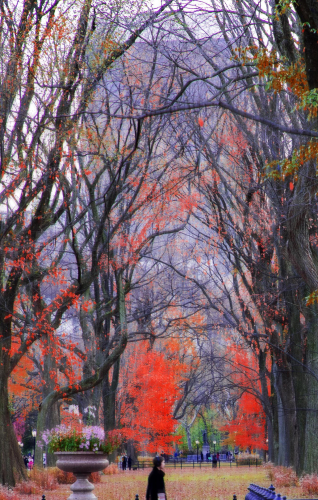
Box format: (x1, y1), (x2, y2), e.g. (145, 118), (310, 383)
(0, 355), (26, 485)
(273, 361), (297, 466)
(303, 304), (318, 472)
(103, 358), (120, 432)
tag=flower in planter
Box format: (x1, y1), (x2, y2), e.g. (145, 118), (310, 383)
(83, 406), (96, 425)
(40, 425), (121, 454)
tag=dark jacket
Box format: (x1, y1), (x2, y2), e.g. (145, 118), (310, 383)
(146, 467), (166, 500)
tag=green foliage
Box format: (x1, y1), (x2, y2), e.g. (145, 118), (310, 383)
(178, 409), (225, 453)
(47, 429), (84, 453)
(300, 89), (318, 119)
(305, 290), (318, 306)
(274, 0), (295, 16)
(265, 139), (318, 181)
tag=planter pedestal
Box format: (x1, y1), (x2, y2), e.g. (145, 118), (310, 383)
(69, 472), (96, 500)
(55, 452), (109, 500)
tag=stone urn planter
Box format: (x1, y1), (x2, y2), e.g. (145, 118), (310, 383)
(55, 452), (109, 500)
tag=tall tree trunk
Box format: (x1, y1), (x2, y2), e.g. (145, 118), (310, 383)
(103, 358), (120, 432)
(303, 304), (318, 473)
(35, 341), (61, 468)
(288, 292), (307, 474)
(77, 297), (102, 425)
(126, 439), (138, 463)
(103, 356), (120, 464)
(271, 370), (280, 464)
(272, 361), (297, 466)
(185, 424), (192, 451)
(258, 350), (275, 462)
(267, 416), (275, 463)
(271, 242), (305, 470)
(0, 361), (26, 485)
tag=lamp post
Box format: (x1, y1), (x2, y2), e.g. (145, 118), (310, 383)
(195, 440), (199, 462)
(265, 438), (268, 462)
(32, 430), (37, 458)
(213, 440), (216, 453)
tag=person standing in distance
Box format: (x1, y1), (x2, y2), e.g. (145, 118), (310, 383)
(146, 456), (167, 500)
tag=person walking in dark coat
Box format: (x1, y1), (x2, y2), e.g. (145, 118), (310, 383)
(122, 455), (127, 470)
(146, 456), (167, 500)
(128, 456), (132, 470)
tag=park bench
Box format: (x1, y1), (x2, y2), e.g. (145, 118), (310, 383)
(245, 483), (318, 500)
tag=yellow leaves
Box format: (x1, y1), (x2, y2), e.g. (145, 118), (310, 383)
(236, 43), (308, 102)
(257, 53), (308, 97)
(265, 139), (318, 180)
(232, 44), (258, 65)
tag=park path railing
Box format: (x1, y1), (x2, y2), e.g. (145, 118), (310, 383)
(121, 458), (262, 470)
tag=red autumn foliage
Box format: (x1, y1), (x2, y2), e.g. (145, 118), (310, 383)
(222, 343), (268, 450)
(119, 339), (187, 453)
(222, 391), (266, 450)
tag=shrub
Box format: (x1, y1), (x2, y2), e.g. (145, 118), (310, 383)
(300, 474), (318, 495)
(263, 462), (275, 481)
(51, 468), (101, 484)
(136, 456), (153, 463)
(52, 468), (74, 484)
(264, 464), (298, 487)
(236, 454), (262, 466)
(103, 463), (119, 475)
(89, 472), (101, 483)
(0, 486), (20, 500)
(29, 467), (58, 490)
(238, 453), (261, 459)
(14, 481), (38, 495)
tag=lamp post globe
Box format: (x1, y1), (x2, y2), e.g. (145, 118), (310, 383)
(32, 430), (37, 458)
(195, 440), (199, 462)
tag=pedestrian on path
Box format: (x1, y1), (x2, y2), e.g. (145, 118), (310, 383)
(146, 456), (167, 500)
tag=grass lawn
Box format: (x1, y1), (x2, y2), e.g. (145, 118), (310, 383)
(29, 465), (309, 500)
